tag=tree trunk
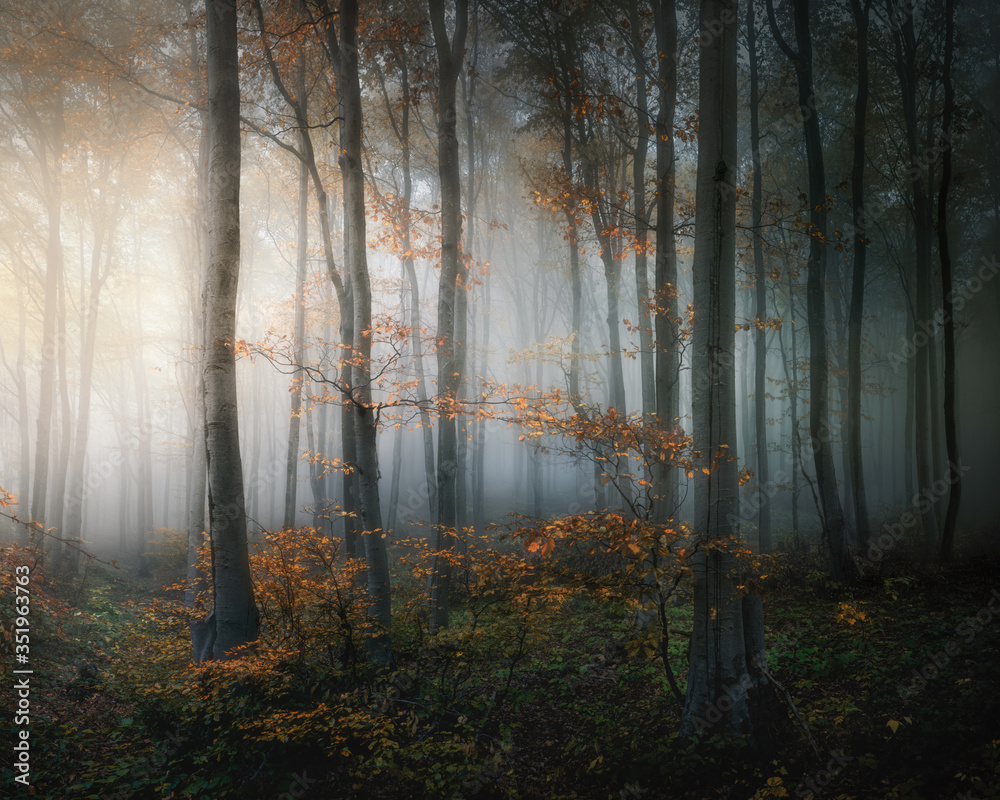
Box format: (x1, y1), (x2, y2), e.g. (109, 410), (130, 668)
(284, 64), (309, 530)
(429, 0), (469, 630)
(847, 0), (872, 552)
(892, 5), (939, 547)
(767, 0), (851, 582)
(748, 0), (770, 553)
(203, 0), (259, 660)
(904, 309), (916, 504)
(651, 0), (678, 525)
(789, 273), (801, 548)
(334, 0), (392, 663)
(255, 0), (357, 553)
(49, 257), (72, 548)
(63, 155), (119, 567)
(133, 271), (155, 578)
(15, 283), (31, 542)
(398, 51), (438, 526)
(30, 95), (65, 553)
(373, 45), (438, 528)
(630, 0), (654, 422)
(560, 83), (582, 405)
(938, 0), (960, 562)
(187, 114), (212, 661)
(681, 0), (759, 738)
(472, 179), (495, 535)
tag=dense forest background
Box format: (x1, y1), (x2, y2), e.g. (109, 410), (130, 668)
(1, 0), (1000, 798)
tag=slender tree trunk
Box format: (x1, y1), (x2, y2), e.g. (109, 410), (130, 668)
(386, 417), (404, 532)
(387, 260), (407, 533)
(587, 185), (628, 416)
(789, 280), (801, 548)
(630, 0), (654, 422)
(892, 4), (939, 546)
(748, 0), (770, 553)
(119, 392), (130, 556)
(30, 95), (65, 553)
(256, 0), (356, 553)
(767, 0), (851, 581)
(333, 0), (391, 662)
(472, 179), (495, 535)
(317, 391), (331, 536)
(407, 268), (436, 527)
(652, 0), (678, 524)
(456, 33), (479, 540)
(63, 156), (119, 566)
(49, 259), (71, 545)
(384, 48), (438, 526)
(904, 310), (916, 504)
(847, 0), (872, 552)
(558, 66), (583, 407)
(203, 0), (259, 659)
(429, 0), (469, 630)
(776, 266), (803, 548)
(133, 262), (154, 577)
(938, 0), (960, 562)
(162, 458), (172, 530)
(187, 116), (212, 661)
(16, 283), (30, 542)
(284, 65), (309, 530)
(531, 220), (546, 519)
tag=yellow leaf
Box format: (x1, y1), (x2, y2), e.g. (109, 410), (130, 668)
(887, 719), (900, 734)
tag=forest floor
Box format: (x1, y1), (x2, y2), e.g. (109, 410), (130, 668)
(2, 532), (1000, 800)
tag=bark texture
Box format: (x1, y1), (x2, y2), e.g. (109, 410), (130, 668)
(767, 0), (851, 581)
(429, 0), (469, 630)
(204, 0), (259, 660)
(681, 0), (753, 738)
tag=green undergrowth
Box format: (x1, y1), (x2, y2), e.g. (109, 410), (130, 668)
(1, 535), (999, 800)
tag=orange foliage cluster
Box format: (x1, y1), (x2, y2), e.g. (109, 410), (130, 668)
(0, 543), (72, 660)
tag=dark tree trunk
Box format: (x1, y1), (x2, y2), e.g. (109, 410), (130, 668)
(847, 0), (873, 552)
(891, 3), (939, 546)
(651, 0), (678, 524)
(283, 54), (309, 530)
(630, 0), (654, 422)
(203, 0), (259, 659)
(748, 0), (770, 553)
(428, 0), (469, 630)
(938, 0), (960, 562)
(681, 0), (763, 739)
(767, 0), (852, 581)
(334, 0), (392, 663)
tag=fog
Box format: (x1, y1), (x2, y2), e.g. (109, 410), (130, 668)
(1, 0), (999, 575)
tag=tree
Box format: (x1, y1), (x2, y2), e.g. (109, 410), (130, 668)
(203, 0), (259, 659)
(846, 0), (873, 553)
(330, 0), (392, 663)
(27, 91), (64, 553)
(428, 0), (469, 629)
(747, 0), (770, 553)
(680, 0), (765, 738)
(62, 151), (123, 568)
(938, 0), (960, 562)
(250, 0), (358, 556)
(651, 0), (679, 525)
(283, 48), (309, 531)
(767, 0), (851, 582)
(369, 13), (438, 527)
(888, 0), (940, 547)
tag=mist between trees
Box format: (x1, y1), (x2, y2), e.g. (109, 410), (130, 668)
(1, 0), (1000, 796)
